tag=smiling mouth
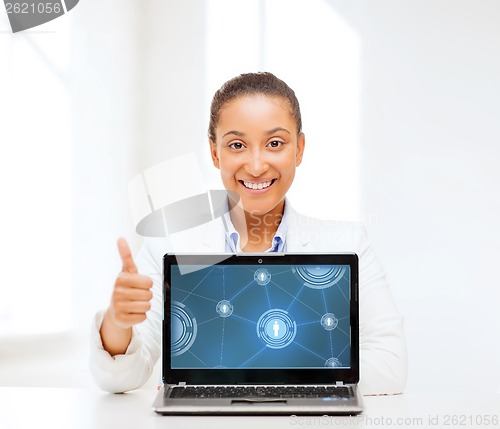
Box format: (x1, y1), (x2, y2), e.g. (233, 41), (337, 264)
(240, 179), (277, 190)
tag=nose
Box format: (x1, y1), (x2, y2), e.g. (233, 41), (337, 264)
(245, 148), (269, 177)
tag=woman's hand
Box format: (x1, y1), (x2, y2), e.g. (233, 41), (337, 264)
(100, 238), (153, 356)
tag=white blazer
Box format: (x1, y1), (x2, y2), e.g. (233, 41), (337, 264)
(90, 203), (407, 395)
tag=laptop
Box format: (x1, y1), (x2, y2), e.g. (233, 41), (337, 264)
(153, 253), (363, 415)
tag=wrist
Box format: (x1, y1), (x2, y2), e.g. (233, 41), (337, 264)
(100, 309), (133, 356)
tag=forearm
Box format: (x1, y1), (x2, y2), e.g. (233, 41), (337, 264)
(359, 314), (407, 395)
(90, 309), (158, 393)
(100, 310), (133, 356)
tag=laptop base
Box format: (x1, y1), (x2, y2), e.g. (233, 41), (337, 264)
(153, 385), (364, 415)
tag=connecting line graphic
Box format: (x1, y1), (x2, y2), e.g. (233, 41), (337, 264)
(335, 326), (350, 338)
(321, 288), (328, 314)
(228, 279), (257, 302)
(286, 283), (306, 312)
(267, 269), (291, 276)
(239, 346), (267, 367)
(181, 266), (216, 303)
(222, 266), (225, 299)
(176, 289), (219, 303)
(196, 315), (222, 326)
(187, 349), (208, 367)
(220, 317), (225, 365)
(271, 280), (322, 317)
(336, 343), (349, 359)
(294, 342), (327, 361)
(337, 272), (350, 303)
(296, 320), (321, 327)
(264, 284), (272, 309)
(231, 314), (257, 326)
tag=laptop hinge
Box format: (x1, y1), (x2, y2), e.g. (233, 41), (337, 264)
(335, 381), (344, 386)
(178, 382), (186, 386)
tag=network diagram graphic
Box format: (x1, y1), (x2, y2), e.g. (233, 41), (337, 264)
(170, 264), (351, 369)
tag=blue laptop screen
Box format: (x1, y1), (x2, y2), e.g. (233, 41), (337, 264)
(170, 263), (351, 370)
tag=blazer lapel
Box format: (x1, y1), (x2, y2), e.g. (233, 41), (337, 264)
(200, 217), (227, 252)
(176, 200), (315, 253)
(285, 203), (313, 251)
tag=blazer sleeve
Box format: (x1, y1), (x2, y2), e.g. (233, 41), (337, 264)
(89, 238), (163, 393)
(356, 225), (408, 395)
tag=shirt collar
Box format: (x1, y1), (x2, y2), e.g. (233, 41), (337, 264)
(223, 198), (290, 253)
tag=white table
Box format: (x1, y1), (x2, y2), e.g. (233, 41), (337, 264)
(0, 387), (498, 429)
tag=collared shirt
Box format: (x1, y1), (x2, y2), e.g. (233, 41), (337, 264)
(223, 199), (289, 253)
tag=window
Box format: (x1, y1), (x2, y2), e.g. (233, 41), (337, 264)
(0, 13), (71, 335)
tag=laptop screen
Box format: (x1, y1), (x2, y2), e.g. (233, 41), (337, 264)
(164, 254), (358, 383)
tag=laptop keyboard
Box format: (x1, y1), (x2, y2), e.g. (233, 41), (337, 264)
(169, 385), (351, 399)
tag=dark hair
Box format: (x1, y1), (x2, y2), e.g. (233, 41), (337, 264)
(208, 72), (302, 141)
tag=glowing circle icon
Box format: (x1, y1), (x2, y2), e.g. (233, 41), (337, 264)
(257, 309), (296, 349)
(254, 268), (271, 285)
(293, 265), (346, 290)
(325, 357), (342, 368)
(216, 300), (233, 317)
(171, 301), (197, 356)
(321, 313), (338, 331)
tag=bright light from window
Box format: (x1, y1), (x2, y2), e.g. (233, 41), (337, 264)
(0, 16), (71, 335)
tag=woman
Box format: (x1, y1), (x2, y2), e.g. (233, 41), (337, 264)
(90, 72), (407, 395)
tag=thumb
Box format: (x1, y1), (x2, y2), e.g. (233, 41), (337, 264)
(117, 237), (138, 274)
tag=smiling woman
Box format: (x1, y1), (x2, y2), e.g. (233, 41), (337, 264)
(90, 72), (407, 396)
(208, 73), (305, 251)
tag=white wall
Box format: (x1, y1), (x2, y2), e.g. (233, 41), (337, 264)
(331, 0), (500, 392)
(69, 0), (142, 333)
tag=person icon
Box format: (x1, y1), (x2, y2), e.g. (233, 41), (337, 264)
(321, 313), (338, 331)
(273, 320), (280, 337)
(254, 268), (271, 285)
(216, 300), (233, 317)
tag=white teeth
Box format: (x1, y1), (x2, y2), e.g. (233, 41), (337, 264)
(243, 180), (273, 190)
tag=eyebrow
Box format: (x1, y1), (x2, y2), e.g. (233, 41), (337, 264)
(222, 130), (245, 138)
(267, 127), (291, 135)
(222, 127), (291, 139)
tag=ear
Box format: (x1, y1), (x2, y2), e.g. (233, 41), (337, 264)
(209, 139), (220, 169)
(295, 132), (305, 166)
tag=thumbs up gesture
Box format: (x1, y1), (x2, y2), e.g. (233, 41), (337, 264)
(100, 238), (153, 355)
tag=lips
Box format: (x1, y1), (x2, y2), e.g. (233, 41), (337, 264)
(240, 179), (277, 190)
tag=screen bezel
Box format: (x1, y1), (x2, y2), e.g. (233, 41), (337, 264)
(162, 253), (359, 385)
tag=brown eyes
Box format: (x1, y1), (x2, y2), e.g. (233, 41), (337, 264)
(228, 142), (244, 150)
(267, 140), (284, 148)
(228, 141), (284, 150)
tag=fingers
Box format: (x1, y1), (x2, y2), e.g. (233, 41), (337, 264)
(114, 300), (152, 314)
(116, 272), (153, 290)
(109, 277), (153, 329)
(108, 237), (153, 330)
(117, 237), (138, 274)
(114, 284), (153, 301)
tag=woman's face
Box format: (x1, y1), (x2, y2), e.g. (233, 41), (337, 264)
(210, 94), (305, 216)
